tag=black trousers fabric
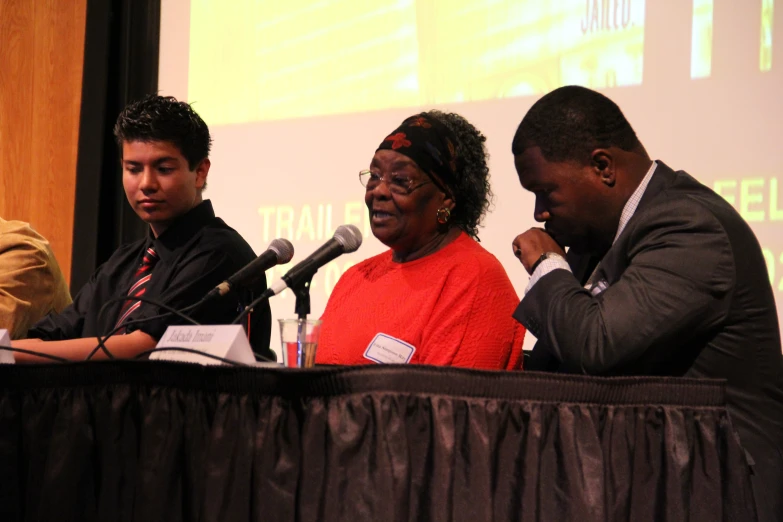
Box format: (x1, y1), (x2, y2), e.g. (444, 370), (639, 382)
(0, 361), (757, 521)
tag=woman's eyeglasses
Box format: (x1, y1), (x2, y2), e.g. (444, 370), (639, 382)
(359, 170), (432, 195)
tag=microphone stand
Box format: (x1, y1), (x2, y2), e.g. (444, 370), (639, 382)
(292, 274), (314, 368)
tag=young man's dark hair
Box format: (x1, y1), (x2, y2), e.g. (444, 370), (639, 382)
(17, 95), (273, 362)
(114, 94), (212, 170)
(511, 85), (643, 163)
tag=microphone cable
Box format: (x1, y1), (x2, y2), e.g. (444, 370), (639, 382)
(231, 290), (274, 326)
(86, 296), (204, 361)
(0, 297), (200, 364)
(86, 295), (276, 363)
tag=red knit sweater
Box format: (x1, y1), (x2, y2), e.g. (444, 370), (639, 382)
(316, 232), (525, 369)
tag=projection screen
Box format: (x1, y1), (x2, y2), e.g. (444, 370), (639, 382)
(159, 0), (782, 356)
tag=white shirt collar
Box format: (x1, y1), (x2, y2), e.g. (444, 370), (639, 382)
(613, 161), (657, 243)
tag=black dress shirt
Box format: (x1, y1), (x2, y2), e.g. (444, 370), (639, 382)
(29, 200), (274, 360)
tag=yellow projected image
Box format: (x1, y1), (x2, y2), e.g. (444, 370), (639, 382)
(713, 177), (783, 223)
(256, 201), (371, 298)
(691, 0), (775, 77)
(691, 0), (713, 79)
(714, 176), (783, 290)
(761, 0), (774, 71)
(257, 201), (372, 245)
(188, 0), (646, 125)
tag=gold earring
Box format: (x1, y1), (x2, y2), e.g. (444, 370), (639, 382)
(436, 207), (451, 224)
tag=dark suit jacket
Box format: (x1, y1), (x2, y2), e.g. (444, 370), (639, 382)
(515, 162), (783, 522)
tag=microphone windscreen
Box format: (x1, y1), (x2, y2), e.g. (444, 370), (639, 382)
(334, 224), (362, 253)
(268, 238), (295, 264)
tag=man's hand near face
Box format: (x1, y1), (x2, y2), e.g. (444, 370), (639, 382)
(512, 228), (566, 275)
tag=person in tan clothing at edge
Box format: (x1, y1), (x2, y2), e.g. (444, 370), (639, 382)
(0, 218), (71, 339)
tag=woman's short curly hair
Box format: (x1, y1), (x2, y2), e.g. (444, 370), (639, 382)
(426, 110), (492, 239)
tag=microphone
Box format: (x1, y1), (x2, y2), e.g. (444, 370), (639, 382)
(204, 238), (294, 301)
(266, 225), (362, 297)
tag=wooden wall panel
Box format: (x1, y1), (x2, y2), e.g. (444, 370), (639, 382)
(0, 0), (87, 282)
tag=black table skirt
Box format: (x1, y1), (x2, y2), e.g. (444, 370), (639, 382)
(0, 361), (756, 522)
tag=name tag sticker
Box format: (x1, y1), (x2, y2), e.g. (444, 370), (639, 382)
(364, 333), (416, 364)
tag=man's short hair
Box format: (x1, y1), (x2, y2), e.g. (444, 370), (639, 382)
(512, 85), (642, 163)
(113, 95), (212, 170)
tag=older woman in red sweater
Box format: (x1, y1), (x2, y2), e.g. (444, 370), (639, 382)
(316, 111), (525, 369)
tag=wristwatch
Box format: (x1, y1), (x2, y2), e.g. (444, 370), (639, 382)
(530, 251), (562, 273)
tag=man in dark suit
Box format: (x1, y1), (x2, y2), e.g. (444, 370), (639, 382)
(510, 85), (783, 522)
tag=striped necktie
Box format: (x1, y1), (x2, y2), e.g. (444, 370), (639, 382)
(115, 246), (159, 332)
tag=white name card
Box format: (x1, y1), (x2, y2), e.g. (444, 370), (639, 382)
(363, 333), (416, 364)
(0, 329), (13, 364)
(152, 325), (256, 366)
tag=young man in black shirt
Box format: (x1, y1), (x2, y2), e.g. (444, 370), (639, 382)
(14, 95), (273, 361)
